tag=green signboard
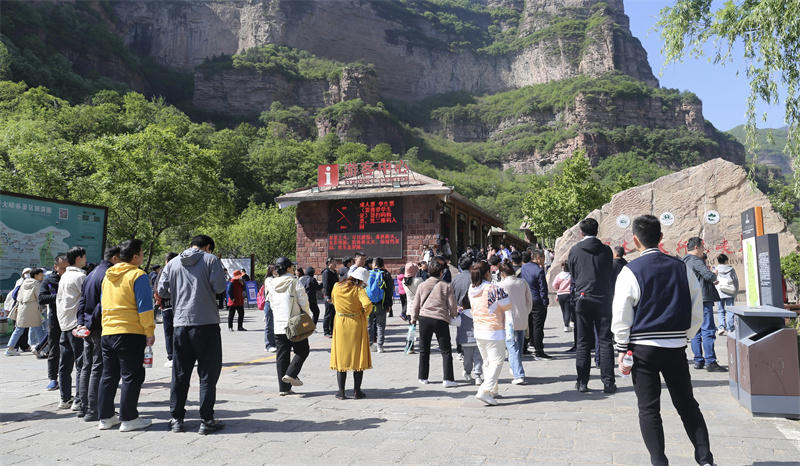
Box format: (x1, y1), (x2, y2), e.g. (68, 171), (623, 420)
(0, 191), (107, 293)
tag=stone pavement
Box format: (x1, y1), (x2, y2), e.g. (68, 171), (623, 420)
(1, 303), (798, 465)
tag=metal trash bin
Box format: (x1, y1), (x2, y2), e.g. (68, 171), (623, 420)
(728, 305), (800, 418)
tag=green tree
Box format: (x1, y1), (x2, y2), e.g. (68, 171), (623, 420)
(768, 178), (799, 223)
(84, 126), (224, 268)
(213, 203), (297, 264)
(658, 0), (800, 194)
(521, 152), (608, 242)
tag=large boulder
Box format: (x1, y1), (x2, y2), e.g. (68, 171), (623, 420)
(548, 158), (798, 288)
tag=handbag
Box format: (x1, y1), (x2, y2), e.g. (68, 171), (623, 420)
(285, 282), (315, 342)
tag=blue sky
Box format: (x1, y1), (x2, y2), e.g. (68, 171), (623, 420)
(624, 2), (787, 132)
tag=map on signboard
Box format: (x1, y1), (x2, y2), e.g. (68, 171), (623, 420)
(0, 192), (107, 294)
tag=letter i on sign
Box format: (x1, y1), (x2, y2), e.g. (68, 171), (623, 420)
(318, 164), (339, 188)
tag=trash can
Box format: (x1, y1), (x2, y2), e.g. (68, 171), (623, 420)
(728, 305), (800, 418)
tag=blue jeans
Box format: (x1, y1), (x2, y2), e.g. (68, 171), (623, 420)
(691, 302), (717, 365)
(264, 302), (275, 349)
(716, 298), (735, 332)
(505, 330), (526, 378)
(7, 325), (45, 349)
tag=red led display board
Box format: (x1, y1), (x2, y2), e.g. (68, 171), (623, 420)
(328, 198), (402, 258)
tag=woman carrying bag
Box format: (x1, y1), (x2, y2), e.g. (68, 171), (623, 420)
(330, 267), (373, 399)
(266, 257), (313, 396)
(401, 263), (424, 354)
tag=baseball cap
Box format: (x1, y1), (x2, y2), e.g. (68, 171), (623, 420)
(275, 257), (294, 269)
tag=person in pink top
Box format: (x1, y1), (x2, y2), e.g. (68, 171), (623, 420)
(553, 261), (576, 352)
(396, 268), (407, 320)
(468, 260), (512, 406)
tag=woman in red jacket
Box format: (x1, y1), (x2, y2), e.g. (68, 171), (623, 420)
(227, 270), (246, 331)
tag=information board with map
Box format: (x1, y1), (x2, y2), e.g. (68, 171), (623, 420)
(0, 191), (107, 294)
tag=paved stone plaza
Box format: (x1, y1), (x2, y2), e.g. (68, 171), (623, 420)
(1, 303), (798, 465)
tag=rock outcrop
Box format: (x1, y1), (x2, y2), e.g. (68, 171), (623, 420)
(547, 158), (798, 287)
(427, 91), (745, 173)
(193, 65), (377, 117)
(109, 0), (658, 102)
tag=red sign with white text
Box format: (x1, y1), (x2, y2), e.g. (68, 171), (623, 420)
(318, 164), (339, 188)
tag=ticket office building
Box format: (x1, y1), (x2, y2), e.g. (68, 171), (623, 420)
(276, 172), (505, 274)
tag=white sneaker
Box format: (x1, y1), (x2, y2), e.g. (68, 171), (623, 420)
(474, 377), (483, 386)
(71, 399), (81, 411)
(164, 360), (173, 368)
(98, 415), (120, 430)
(475, 391), (498, 406)
(370, 343), (377, 352)
(442, 380), (458, 388)
(281, 375), (303, 386)
(418, 379), (429, 385)
(512, 378), (526, 385)
(463, 372), (473, 382)
(57, 398), (74, 409)
(377, 345), (384, 353)
(4, 348), (19, 356)
(268, 346), (277, 353)
(564, 326), (570, 333)
(569, 322), (575, 328)
(119, 417), (151, 432)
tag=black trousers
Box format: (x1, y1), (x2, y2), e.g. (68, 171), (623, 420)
(558, 294), (573, 327)
(323, 301), (336, 336)
(417, 316), (454, 381)
(227, 305), (244, 329)
(79, 332), (103, 417)
(528, 304), (548, 355)
(59, 330), (84, 402)
(574, 297), (615, 386)
(275, 334), (310, 392)
(630, 344), (713, 466)
(171, 324), (222, 421)
(308, 298), (320, 325)
(162, 307), (174, 361)
(39, 307), (61, 381)
(98, 334), (146, 422)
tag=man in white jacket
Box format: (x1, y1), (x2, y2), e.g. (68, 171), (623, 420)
(56, 247), (87, 411)
(611, 215), (712, 466)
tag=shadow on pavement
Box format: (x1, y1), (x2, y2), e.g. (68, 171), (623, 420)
(201, 415), (384, 435)
(0, 409), (81, 423)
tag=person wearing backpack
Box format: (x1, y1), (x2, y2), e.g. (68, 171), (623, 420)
(266, 257), (312, 395)
(713, 254), (739, 335)
(366, 257), (394, 353)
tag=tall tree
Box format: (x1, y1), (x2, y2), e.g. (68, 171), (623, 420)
(84, 126), (223, 268)
(658, 0), (800, 194)
(521, 152), (608, 243)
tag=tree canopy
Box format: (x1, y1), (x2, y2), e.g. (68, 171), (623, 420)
(658, 0), (800, 195)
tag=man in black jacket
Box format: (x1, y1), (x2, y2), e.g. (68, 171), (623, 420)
(36, 254), (68, 391)
(683, 237), (726, 372)
(75, 246), (120, 421)
(520, 250), (551, 359)
(299, 267), (321, 325)
(612, 246), (627, 284)
(568, 218), (616, 393)
(321, 258), (338, 337)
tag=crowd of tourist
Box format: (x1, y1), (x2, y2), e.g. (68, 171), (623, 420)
(3, 217), (736, 464)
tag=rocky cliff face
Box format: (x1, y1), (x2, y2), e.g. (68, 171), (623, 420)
(427, 91), (745, 173)
(109, 0), (658, 103)
(193, 65), (378, 117)
(547, 158), (798, 287)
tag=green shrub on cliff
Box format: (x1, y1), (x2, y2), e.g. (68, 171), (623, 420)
(198, 45), (372, 83)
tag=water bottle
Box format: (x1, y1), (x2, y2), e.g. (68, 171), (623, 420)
(621, 350), (634, 377)
(143, 345), (153, 368)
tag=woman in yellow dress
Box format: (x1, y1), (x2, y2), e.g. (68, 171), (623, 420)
(330, 267), (373, 400)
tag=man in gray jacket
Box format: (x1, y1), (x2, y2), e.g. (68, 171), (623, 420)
(158, 235), (227, 434)
(683, 237), (726, 372)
